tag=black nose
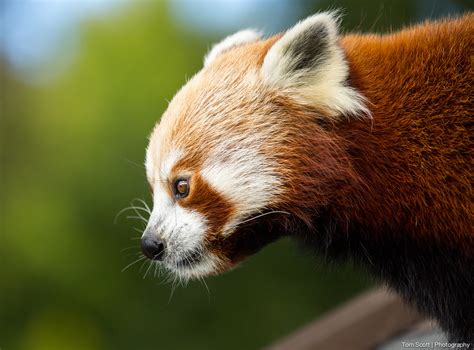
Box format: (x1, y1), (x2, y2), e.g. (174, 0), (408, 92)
(141, 236), (166, 260)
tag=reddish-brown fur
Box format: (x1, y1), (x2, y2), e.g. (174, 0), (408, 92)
(335, 15), (472, 250)
(239, 14), (474, 253)
(257, 14), (473, 340)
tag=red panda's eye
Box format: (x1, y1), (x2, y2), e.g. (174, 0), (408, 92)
(173, 178), (190, 199)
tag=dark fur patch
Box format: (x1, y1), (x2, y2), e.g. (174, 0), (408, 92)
(283, 23), (330, 72)
(209, 213), (286, 265)
(176, 172), (234, 237)
(292, 211), (474, 343)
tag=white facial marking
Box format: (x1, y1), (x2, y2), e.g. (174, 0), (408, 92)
(147, 188), (207, 255)
(202, 143), (281, 235)
(160, 148), (183, 180)
(145, 144), (154, 182)
(168, 254), (219, 281)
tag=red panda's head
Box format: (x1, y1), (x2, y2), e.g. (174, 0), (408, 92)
(142, 12), (369, 280)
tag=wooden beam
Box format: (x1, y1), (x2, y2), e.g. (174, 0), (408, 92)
(265, 288), (425, 350)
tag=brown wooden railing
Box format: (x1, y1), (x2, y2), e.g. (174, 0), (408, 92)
(265, 288), (429, 350)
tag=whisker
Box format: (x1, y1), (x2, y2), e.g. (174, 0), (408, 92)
(131, 205), (149, 222)
(132, 198), (151, 213)
(199, 276), (211, 302)
(154, 261), (160, 278)
(121, 256), (146, 272)
(139, 259), (150, 273)
(240, 210), (291, 225)
(122, 157), (145, 169)
(161, 271), (172, 286)
(120, 246), (140, 253)
(115, 205), (149, 224)
(126, 215), (147, 222)
(143, 260), (155, 279)
(122, 252), (142, 258)
(126, 206), (151, 215)
(168, 276), (178, 303)
(115, 206), (134, 224)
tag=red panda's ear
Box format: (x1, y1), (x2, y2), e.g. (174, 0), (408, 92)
(261, 12), (369, 119)
(204, 30), (262, 67)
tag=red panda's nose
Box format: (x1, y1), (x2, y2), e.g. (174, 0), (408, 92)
(141, 236), (166, 261)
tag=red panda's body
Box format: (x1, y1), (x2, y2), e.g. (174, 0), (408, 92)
(322, 17), (474, 340)
(142, 13), (473, 342)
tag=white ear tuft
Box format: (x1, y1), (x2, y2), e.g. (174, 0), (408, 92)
(262, 12), (369, 119)
(204, 29), (262, 66)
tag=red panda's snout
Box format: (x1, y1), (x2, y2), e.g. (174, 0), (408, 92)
(142, 12), (368, 280)
(141, 144), (286, 279)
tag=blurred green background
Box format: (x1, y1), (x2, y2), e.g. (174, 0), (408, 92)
(1, 1), (471, 349)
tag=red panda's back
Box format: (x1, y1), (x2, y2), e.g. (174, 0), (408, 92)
(334, 14), (473, 251)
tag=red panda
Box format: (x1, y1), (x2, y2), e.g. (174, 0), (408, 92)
(141, 12), (473, 342)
